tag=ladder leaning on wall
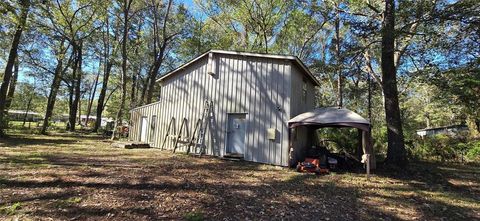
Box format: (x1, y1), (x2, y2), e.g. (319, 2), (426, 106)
(187, 100), (213, 156)
(160, 117), (175, 150)
(172, 118), (188, 153)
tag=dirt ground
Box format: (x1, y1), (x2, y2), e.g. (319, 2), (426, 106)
(0, 132), (479, 221)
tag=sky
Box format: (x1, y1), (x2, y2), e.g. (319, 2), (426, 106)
(180, 0), (207, 21)
(7, 0), (204, 85)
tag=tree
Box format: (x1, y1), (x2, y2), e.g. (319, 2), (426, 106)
(5, 58), (19, 110)
(0, 0), (30, 136)
(143, 0), (174, 105)
(51, 0), (99, 131)
(111, 0), (133, 140)
(334, 4), (343, 108)
(196, 0), (292, 53)
(24, 10), (73, 134)
(430, 63), (480, 131)
(93, 1), (117, 132)
(35, 0), (99, 133)
(84, 56), (101, 128)
(382, 0), (407, 167)
(36, 37), (72, 134)
(143, 0), (192, 104)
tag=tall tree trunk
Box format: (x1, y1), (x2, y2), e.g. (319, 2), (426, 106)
(78, 93), (82, 126)
(67, 83), (75, 130)
(145, 45), (166, 104)
(475, 119), (480, 133)
(41, 41), (67, 134)
(335, 8), (343, 108)
(382, 0), (407, 167)
(23, 95), (33, 127)
(367, 73), (372, 123)
(93, 12), (112, 133)
(130, 69), (137, 108)
(68, 41), (83, 131)
(66, 47), (78, 131)
(112, 0), (133, 140)
(263, 30), (268, 53)
(93, 62), (112, 132)
(5, 59), (19, 110)
(67, 44), (78, 131)
(86, 59), (101, 127)
(75, 42), (84, 126)
(145, 0), (173, 104)
(0, 0), (30, 136)
(140, 77), (148, 105)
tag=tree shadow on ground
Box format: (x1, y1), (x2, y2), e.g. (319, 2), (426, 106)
(1, 140), (479, 220)
(0, 136), (78, 148)
(362, 161), (480, 220)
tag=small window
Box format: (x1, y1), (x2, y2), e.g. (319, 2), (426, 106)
(150, 115), (157, 142)
(302, 78), (307, 103)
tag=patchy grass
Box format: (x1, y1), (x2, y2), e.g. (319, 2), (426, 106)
(0, 202), (22, 216)
(184, 211), (204, 221)
(0, 132), (479, 220)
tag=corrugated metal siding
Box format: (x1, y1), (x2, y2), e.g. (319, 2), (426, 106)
(289, 64), (316, 118)
(288, 64), (317, 166)
(130, 53), (313, 166)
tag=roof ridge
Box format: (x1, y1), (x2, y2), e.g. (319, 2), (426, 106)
(155, 49), (320, 86)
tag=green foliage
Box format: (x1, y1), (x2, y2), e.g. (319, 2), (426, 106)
(428, 62), (480, 120)
(412, 134), (479, 162)
(55, 197), (83, 208)
(194, 0), (295, 53)
(466, 141), (480, 160)
(0, 202), (22, 215)
(412, 135), (456, 161)
(0, 0), (478, 163)
(66, 197), (82, 204)
(316, 127), (359, 154)
(184, 211), (204, 221)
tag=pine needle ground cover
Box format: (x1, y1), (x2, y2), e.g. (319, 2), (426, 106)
(1, 133), (479, 220)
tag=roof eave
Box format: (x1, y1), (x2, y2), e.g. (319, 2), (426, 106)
(155, 49), (321, 86)
(155, 50), (211, 83)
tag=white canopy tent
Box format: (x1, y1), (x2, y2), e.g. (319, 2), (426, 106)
(288, 107), (371, 131)
(288, 107), (376, 170)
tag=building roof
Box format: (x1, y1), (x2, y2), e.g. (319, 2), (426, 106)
(155, 49), (321, 86)
(416, 124), (468, 132)
(288, 107), (370, 131)
(7, 110), (41, 116)
(78, 115), (114, 121)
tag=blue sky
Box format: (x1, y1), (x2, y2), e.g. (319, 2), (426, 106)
(9, 0), (204, 85)
(180, 0), (206, 20)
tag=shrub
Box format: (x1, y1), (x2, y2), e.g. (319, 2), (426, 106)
(412, 134), (480, 162)
(184, 212), (204, 221)
(0, 202), (22, 215)
(466, 141), (480, 160)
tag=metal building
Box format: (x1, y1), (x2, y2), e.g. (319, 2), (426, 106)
(129, 50), (319, 166)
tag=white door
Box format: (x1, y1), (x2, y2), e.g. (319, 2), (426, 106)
(140, 117), (148, 142)
(226, 114), (246, 155)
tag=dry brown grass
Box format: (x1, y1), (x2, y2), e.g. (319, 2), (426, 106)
(0, 132), (479, 220)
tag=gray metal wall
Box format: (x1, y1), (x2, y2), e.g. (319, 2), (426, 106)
(130, 53), (317, 166)
(288, 65), (317, 166)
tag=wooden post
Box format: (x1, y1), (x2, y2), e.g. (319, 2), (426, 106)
(357, 128), (363, 160)
(366, 154), (370, 180)
(362, 153), (371, 180)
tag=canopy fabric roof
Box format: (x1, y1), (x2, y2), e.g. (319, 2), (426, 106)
(288, 107), (370, 131)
